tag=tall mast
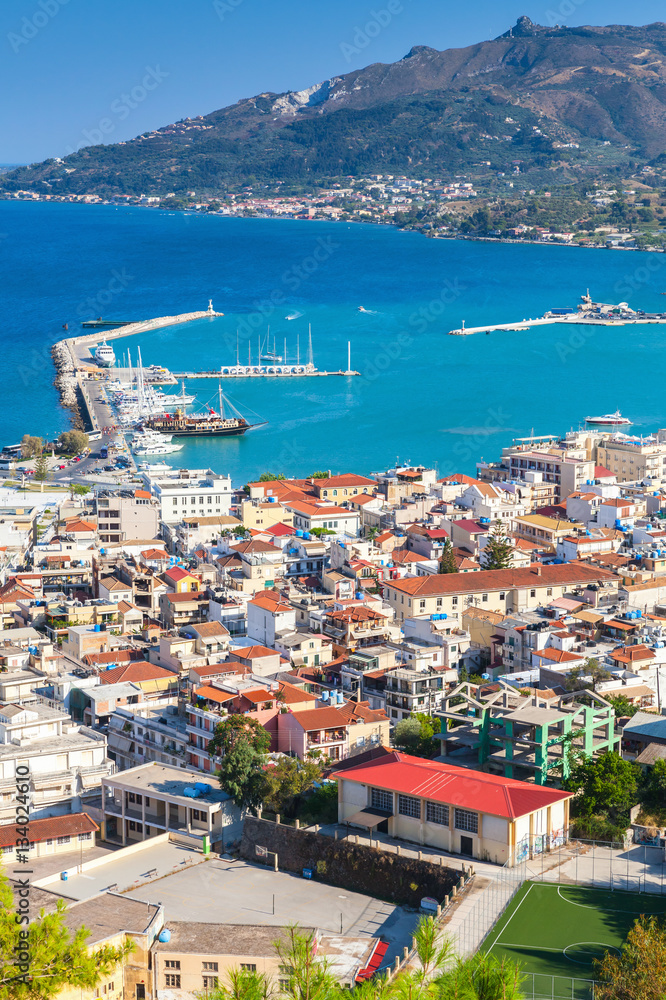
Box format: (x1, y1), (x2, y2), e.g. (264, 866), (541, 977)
(308, 324), (313, 367)
(236, 330), (239, 365)
(284, 337), (287, 365)
(219, 383), (224, 419)
(297, 334), (300, 366)
(348, 341), (351, 373)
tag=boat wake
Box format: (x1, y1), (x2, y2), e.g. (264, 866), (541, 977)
(285, 311), (303, 321)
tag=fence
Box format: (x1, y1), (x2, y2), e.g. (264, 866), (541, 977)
(526, 838), (666, 894)
(520, 974), (598, 999)
(449, 857), (527, 956)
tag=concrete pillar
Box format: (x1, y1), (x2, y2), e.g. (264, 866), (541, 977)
(418, 850), (423, 861)
(452, 885), (457, 898)
(141, 797), (146, 842)
(275, 813), (280, 825)
(295, 819), (300, 830)
(403, 947), (409, 960)
(394, 957), (400, 972)
(445, 894), (449, 907)
(396, 844), (400, 856)
(121, 793), (126, 846)
(334, 829), (338, 840)
(437, 905), (441, 917)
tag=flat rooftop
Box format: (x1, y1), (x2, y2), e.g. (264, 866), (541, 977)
(104, 762), (229, 806)
(38, 840), (201, 900)
(125, 856), (418, 970)
(154, 920), (316, 956)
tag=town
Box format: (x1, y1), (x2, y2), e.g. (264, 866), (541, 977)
(4, 415), (666, 996)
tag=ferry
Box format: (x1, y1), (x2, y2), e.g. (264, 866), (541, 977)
(585, 410), (632, 428)
(94, 341), (116, 368)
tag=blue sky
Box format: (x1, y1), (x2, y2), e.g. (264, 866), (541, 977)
(2, 0), (665, 163)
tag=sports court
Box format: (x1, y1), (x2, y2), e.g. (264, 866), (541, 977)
(485, 880), (666, 991)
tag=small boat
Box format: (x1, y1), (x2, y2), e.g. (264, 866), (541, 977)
(131, 429), (183, 456)
(585, 410), (632, 427)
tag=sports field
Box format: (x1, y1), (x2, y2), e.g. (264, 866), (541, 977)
(484, 881), (666, 983)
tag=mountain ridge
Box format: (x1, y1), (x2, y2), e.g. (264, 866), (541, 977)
(5, 18), (666, 197)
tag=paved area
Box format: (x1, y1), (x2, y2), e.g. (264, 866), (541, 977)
(125, 856), (419, 969)
(29, 845), (118, 884)
(38, 841), (202, 900)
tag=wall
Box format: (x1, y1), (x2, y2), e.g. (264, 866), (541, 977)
(240, 817), (459, 908)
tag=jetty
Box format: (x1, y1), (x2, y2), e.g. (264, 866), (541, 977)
(173, 366), (360, 379)
(448, 290), (666, 336)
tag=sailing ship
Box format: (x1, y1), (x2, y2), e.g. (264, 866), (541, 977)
(144, 384), (264, 438)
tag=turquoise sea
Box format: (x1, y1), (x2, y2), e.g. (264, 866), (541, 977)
(2, 200), (666, 485)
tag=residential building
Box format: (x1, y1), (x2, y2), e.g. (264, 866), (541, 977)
(383, 563), (619, 623)
(101, 761), (244, 850)
(96, 489), (160, 544)
(0, 811), (98, 862)
(142, 468), (234, 525)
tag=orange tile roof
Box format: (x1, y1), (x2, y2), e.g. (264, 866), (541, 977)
(0, 812), (98, 848)
(100, 662), (176, 685)
(388, 562), (617, 597)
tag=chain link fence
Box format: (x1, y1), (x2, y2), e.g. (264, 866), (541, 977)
(520, 973), (598, 999)
(525, 838), (666, 894)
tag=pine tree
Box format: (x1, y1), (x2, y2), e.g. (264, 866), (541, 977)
(439, 538), (457, 574)
(34, 454), (48, 482)
(483, 520), (513, 570)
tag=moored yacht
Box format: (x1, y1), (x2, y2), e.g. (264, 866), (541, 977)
(94, 341), (116, 368)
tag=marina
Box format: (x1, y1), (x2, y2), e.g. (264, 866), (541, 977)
(448, 290), (666, 336)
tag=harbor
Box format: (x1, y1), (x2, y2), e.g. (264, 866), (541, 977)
(448, 290), (666, 336)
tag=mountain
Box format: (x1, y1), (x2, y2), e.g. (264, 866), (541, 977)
(5, 17), (666, 197)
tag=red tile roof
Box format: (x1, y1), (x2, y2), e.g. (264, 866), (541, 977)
(100, 662), (176, 685)
(194, 685), (235, 704)
(229, 645), (280, 660)
(0, 811), (98, 848)
(332, 751), (571, 819)
(290, 706), (348, 731)
(387, 561), (617, 597)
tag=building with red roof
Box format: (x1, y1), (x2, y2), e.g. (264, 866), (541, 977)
(332, 751), (571, 865)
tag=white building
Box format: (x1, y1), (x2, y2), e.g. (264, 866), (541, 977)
(142, 468), (234, 526)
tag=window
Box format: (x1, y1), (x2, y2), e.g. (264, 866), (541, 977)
(279, 965), (294, 977)
(165, 975), (180, 988)
(78, 832), (92, 841)
(426, 802), (449, 826)
(371, 787), (392, 812)
(419, 600), (426, 610)
(530, 589), (536, 598)
(165, 961), (180, 970)
(546, 588), (553, 597)
(499, 592), (505, 601)
(240, 965), (257, 972)
(436, 598), (442, 608)
(2, 845), (13, 854)
(202, 978), (219, 989)
(482, 593), (488, 603)
(56, 836), (71, 845)
(398, 794), (420, 819)
(452, 597), (458, 607)
(202, 963), (218, 972)
(454, 809), (479, 833)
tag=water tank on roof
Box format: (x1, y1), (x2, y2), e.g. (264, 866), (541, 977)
(321, 690), (329, 701)
(158, 929), (171, 944)
(636, 609), (642, 618)
(194, 782), (212, 794)
(183, 787), (198, 798)
(356, 592), (363, 600)
(296, 529), (304, 537)
(100, 548), (106, 556)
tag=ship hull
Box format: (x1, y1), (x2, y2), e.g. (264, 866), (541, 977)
(144, 419), (250, 437)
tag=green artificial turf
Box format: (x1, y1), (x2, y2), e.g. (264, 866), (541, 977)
(484, 881), (666, 995)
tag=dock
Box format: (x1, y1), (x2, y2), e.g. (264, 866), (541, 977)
(448, 292), (666, 336)
(172, 367), (361, 379)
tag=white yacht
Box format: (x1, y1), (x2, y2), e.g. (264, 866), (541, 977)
(93, 341), (116, 367)
(131, 429), (183, 457)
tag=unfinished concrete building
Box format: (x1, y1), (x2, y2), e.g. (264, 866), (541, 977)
(436, 681), (620, 785)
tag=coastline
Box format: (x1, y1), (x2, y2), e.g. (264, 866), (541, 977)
(3, 194), (663, 254)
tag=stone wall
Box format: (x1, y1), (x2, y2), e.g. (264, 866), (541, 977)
(241, 817), (460, 908)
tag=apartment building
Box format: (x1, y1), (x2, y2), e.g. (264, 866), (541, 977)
(142, 468), (234, 525)
(96, 490), (160, 544)
(384, 563), (619, 623)
(596, 436), (666, 483)
(502, 450), (595, 502)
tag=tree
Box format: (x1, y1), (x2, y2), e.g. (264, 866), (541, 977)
(483, 520), (513, 570)
(564, 750), (638, 821)
(21, 435), (43, 460)
(640, 758), (666, 810)
(257, 472), (285, 482)
(439, 538), (457, 574)
(607, 694), (640, 718)
(393, 714), (439, 759)
(33, 454), (48, 482)
(58, 430), (89, 454)
(595, 915), (666, 1000)
(261, 755), (324, 818)
(208, 715), (271, 813)
(0, 868), (133, 1000)
(308, 471), (329, 479)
